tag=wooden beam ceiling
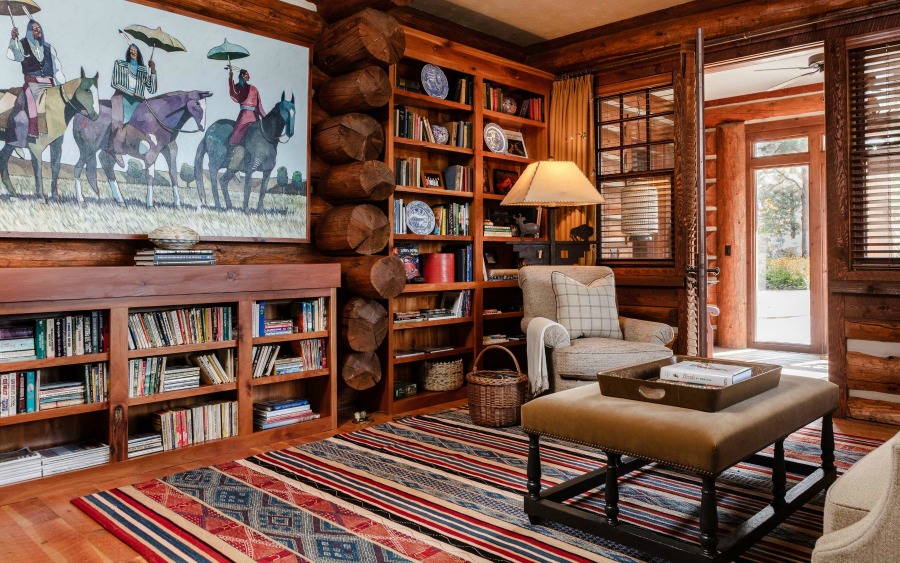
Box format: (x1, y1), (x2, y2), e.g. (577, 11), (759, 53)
(312, 0), (414, 23)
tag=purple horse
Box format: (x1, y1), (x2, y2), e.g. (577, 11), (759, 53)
(71, 90), (212, 207)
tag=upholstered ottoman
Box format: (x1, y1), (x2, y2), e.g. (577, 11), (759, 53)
(522, 375), (840, 562)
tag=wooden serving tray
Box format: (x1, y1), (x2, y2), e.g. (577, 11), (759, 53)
(597, 355), (781, 412)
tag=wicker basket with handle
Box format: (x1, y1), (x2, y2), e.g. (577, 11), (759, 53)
(466, 345), (527, 427)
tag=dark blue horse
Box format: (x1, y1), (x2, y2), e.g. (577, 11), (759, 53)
(72, 90), (212, 207)
(194, 92), (295, 211)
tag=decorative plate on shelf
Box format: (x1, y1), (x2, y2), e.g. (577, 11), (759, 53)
(431, 124), (449, 145)
(148, 225), (200, 250)
(501, 97), (517, 115)
(421, 64), (449, 99)
(405, 200), (436, 235)
(483, 123), (508, 154)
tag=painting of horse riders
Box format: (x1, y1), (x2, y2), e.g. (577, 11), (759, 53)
(0, 0), (309, 240)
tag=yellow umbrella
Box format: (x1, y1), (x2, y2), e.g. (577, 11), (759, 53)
(123, 24), (186, 62)
(2, 0), (41, 27)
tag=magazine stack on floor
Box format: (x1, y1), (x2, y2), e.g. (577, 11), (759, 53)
(253, 398), (319, 430)
(37, 440), (110, 476)
(0, 447), (42, 485)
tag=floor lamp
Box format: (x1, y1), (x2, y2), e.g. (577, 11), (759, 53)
(499, 160), (604, 263)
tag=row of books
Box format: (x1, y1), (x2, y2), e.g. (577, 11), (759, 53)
(0, 364), (108, 416)
(127, 433), (164, 458)
(443, 165), (474, 192)
(128, 357), (202, 398)
(253, 398), (319, 430)
(252, 345), (320, 378)
(518, 97), (544, 122)
(483, 85), (544, 121)
(443, 244), (474, 282)
(134, 249), (216, 267)
(294, 339), (327, 371)
(0, 312), (106, 362)
(483, 225), (515, 237)
(192, 351), (234, 385)
(395, 156), (422, 187)
(128, 306), (233, 350)
(392, 290), (473, 324)
(0, 441), (110, 485)
(251, 299), (327, 337)
(395, 75), (473, 106)
(392, 200), (470, 236)
(393, 107), (474, 149)
(152, 400), (238, 451)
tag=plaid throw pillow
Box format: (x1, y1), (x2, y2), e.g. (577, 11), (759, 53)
(551, 271), (622, 340)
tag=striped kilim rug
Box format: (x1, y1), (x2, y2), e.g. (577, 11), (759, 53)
(73, 408), (881, 562)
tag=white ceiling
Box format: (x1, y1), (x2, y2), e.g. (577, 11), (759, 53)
(704, 47), (824, 101)
(410, 0), (694, 46)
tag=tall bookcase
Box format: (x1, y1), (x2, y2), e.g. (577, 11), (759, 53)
(373, 28), (553, 415)
(0, 264), (338, 500)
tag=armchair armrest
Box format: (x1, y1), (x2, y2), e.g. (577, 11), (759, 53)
(619, 316), (675, 346)
(522, 316), (571, 349)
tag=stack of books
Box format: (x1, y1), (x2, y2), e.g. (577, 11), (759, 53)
(127, 433), (164, 458)
(134, 249), (216, 266)
(273, 356), (305, 375)
(38, 440), (110, 476)
(263, 319), (293, 336)
(39, 381), (86, 410)
(483, 225), (514, 237)
(483, 334), (509, 345)
(127, 306), (232, 349)
(252, 344), (281, 377)
(659, 361), (752, 387)
(393, 311), (424, 324)
(0, 447), (42, 486)
(253, 398), (319, 430)
(162, 364), (201, 393)
(0, 324), (36, 362)
(129, 357), (167, 397)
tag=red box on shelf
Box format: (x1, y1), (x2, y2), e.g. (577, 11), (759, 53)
(421, 253), (455, 283)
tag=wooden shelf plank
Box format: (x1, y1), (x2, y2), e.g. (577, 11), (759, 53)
(394, 185), (474, 199)
(252, 331), (328, 345)
(0, 402), (108, 427)
(251, 368), (330, 387)
(482, 236), (519, 243)
(394, 89), (472, 112)
(393, 234), (472, 242)
(484, 152), (534, 164)
(482, 311), (524, 320)
(394, 137), (474, 155)
(483, 109), (546, 130)
(393, 317), (474, 330)
(481, 193), (507, 201)
(483, 280), (519, 288)
(393, 346), (473, 364)
(0, 352), (109, 372)
(393, 386), (468, 413)
(480, 339), (526, 349)
(401, 282), (477, 293)
(127, 382), (238, 406)
(127, 340), (236, 359)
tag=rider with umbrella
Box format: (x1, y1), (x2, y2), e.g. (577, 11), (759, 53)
(208, 39), (265, 147)
(110, 41), (157, 151)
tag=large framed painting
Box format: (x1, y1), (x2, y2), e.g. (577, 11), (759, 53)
(0, 0), (310, 240)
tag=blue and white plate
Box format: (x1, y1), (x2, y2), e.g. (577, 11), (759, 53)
(421, 64), (449, 99)
(483, 123), (507, 154)
(405, 200), (436, 235)
(431, 124), (449, 145)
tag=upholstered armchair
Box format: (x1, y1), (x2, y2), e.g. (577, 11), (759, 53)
(519, 265), (674, 393)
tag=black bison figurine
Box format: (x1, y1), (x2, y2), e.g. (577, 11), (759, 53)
(570, 223), (594, 241)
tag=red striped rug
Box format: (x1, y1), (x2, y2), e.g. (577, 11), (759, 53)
(73, 408), (881, 562)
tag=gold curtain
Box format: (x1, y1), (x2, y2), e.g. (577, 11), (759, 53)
(549, 74), (596, 264)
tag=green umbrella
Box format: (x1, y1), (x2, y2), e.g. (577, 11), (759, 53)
(207, 38), (250, 70)
(124, 24), (186, 62)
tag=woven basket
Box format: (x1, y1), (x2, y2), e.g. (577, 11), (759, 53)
(467, 346), (527, 427)
(421, 358), (464, 391)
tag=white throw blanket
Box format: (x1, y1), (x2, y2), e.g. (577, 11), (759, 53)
(526, 317), (566, 396)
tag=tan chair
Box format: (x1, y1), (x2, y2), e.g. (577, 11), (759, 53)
(811, 431), (900, 562)
(519, 265), (674, 393)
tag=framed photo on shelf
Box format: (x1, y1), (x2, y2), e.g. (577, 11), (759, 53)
(483, 251), (497, 265)
(422, 170), (444, 189)
(493, 169), (519, 195)
(505, 130), (528, 158)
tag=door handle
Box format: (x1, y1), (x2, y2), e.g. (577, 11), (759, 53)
(708, 267), (720, 276)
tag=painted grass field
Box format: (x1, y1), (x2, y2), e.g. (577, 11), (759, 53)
(0, 163), (307, 239)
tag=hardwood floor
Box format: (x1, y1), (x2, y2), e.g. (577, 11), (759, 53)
(0, 400), (895, 562)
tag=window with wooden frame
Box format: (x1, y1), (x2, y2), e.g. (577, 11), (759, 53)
(595, 86), (675, 261)
(848, 40), (900, 269)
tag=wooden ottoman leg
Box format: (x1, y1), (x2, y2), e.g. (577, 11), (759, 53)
(527, 433), (543, 525)
(700, 475), (719, 558)
(822, 412), (835, 474)
(772, 439), (786, 507)
(604, 451), (621, 526)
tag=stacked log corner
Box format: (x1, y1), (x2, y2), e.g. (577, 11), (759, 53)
(314, 8), (406, 75)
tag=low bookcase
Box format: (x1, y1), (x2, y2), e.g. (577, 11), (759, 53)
(0, 264), (338, 499)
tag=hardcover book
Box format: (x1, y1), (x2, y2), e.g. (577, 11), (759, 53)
(659, 361), (751, 387)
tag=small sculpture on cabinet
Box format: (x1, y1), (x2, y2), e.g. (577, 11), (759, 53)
(513, 214), (539, 240)
(570, 223), (594, 242)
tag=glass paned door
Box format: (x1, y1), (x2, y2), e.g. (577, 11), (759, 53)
(753, 165), (811, 346)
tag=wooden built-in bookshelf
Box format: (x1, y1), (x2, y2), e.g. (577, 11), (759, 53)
(0, 264), (339, 495)
(371, 27), (554, 416)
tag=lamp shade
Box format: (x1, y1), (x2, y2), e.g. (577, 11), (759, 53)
(621, 182), (659, 237)
(499, 160), (604, 207)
